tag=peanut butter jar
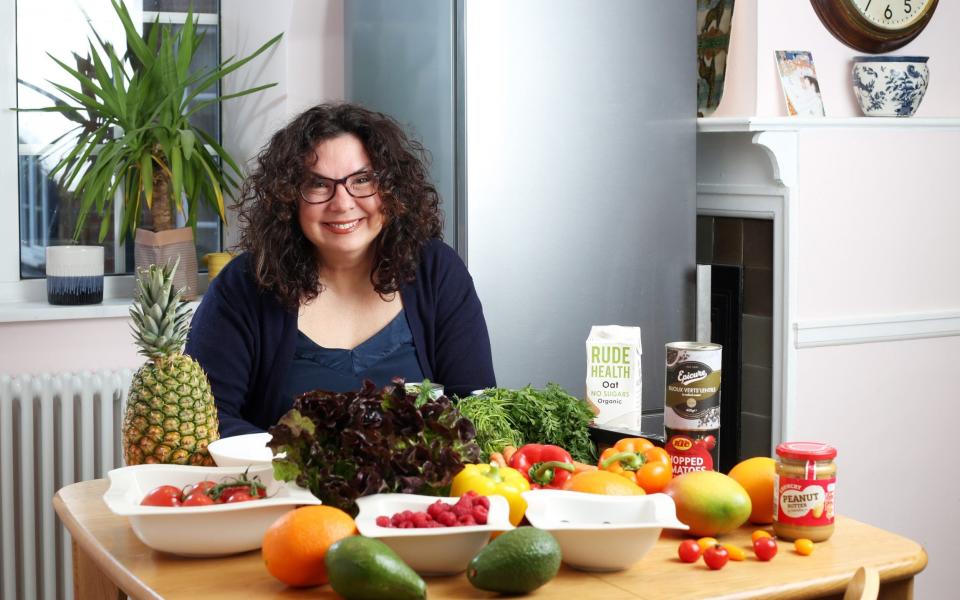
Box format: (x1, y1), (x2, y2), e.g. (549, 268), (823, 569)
(773, 442), (837, 542)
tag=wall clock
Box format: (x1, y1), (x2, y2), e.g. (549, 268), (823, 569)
(810, 0), (939, 54)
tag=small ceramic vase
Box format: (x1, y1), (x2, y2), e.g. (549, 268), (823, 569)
(852, 56), (929, 117)
(45, 245), (104, 305)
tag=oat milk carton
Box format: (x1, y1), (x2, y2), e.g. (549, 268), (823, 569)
(585, 325), (643, 430)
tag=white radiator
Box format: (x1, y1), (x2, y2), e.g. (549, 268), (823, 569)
(0, 369), (133, 600)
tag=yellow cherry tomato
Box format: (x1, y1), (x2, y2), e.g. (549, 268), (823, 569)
(697, 537), (718, 552)
(794, 538), (815, 556)
(751, 530), (773, 543)
(722, 544), (746, 561)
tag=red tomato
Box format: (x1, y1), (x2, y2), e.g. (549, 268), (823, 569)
(703, 545), (729, 570)
(182, 492), (216, 506)
(225, 490), (257, 503)
(140, 485), (182, 507)
(677, 540), (702, 563)
(181, 480), (216, 498)
(753, 537), (778, 561)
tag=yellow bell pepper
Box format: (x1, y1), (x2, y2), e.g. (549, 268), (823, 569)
(451, 463), (530, 526)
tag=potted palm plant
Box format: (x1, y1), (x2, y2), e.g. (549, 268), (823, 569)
(19, 0), (281, 297)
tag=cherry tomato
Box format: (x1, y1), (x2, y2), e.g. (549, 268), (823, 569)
(697, 537), (718, 552)
(751, 530), (772, 543)
(182, 492), (216, 506)
(181, 480), (216, 498)
(702, 435), (716, 450)
(225, 490), (257, 503)
(753, 537), (778, 561)
(677, 540), (702, 563)
(722, 544), (745, 561)
(794, 539), (815, 556)
(635, 457), (672, 495)
(703, 545), (729, 570)
(140, 485), (182, 507)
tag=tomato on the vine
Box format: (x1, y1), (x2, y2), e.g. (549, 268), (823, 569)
(677, 540), (702, 563)
(225, 490), (257, 503)
(181, 480), (216, 499)
(703, 545), (729, 570)
(182, 492), (215, 506)
(753, 537), (778, 561)
(140, 485), (182, 507)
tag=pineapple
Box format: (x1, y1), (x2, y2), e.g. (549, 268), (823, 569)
(123, 260), (219, 465)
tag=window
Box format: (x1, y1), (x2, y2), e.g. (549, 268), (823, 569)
(15, 0), (222, 279)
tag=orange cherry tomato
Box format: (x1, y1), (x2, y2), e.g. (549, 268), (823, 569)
(751, 530), (773, 543)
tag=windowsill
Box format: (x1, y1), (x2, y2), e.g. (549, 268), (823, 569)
(0, 274), (208, 324)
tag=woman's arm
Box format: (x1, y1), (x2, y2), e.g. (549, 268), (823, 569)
(185, 261), (264, 437)
(429, 244), (496, 398)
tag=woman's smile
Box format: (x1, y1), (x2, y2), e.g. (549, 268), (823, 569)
(323, 218), (365, 234)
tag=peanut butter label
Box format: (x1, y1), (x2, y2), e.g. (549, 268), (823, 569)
(774, 475), (836, 526)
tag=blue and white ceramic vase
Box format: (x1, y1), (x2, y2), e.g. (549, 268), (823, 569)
(45, 245), (104, 305)
(852, 56), (929, 117)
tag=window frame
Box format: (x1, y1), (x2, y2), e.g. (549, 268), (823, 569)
(1, 0), (221, 304)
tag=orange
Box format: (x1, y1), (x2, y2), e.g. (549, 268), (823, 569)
(563, 470), (645, 496)
(261, 505), (358, 587)
(728, 456), (776, 524)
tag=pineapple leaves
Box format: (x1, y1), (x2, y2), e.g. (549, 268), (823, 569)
(130, 259), (189, 359)
(15, 1), (283, 241)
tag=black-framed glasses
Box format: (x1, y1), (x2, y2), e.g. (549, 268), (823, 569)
(299, 170), (380, 204)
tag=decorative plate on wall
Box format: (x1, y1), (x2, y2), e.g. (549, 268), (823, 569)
(810, 0), (939, 54)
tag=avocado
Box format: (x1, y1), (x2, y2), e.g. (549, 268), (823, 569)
(325, 536), (426, 600)
(467, 527), (562, 594)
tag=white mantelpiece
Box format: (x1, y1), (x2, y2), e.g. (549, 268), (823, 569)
(697, 117), (960, 449)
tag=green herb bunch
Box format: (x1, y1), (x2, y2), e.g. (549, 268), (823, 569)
(457, 384), (598, 463)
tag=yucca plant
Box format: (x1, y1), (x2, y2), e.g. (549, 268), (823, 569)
(18, 0), (282, 241)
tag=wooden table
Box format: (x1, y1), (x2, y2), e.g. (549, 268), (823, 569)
(54, 479), (926, 600)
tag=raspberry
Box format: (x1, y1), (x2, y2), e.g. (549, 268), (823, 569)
(458, 514), (477, 526)
(399, 521), (415, 528)
(436, 511), (457, 526)
(390, 512), (405, 526)
(452, 504), (472, 518)
(475, 496), (490, 509)
(375, 515), (391, 527)
(427, 500), (448, 518)
(412, 512), (432, 527)
(472, 506), (489, 524)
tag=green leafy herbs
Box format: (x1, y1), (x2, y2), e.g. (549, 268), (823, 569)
(457, 384), (598, 463)
(267, 379), (480, 516)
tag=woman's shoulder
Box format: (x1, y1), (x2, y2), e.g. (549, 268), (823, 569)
(419, 238), (465, 270)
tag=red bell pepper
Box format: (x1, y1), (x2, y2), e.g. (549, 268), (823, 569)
(508, 443), (576, 489)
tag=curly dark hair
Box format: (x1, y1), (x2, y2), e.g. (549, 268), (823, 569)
(234, 103), (443, 311)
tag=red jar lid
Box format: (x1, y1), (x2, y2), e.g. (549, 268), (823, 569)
(776, 441), (837, 461)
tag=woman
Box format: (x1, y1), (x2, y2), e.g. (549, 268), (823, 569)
(186, 103), (495, 437)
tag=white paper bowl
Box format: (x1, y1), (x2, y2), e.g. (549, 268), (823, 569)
(354, 493), (513, 575)
(522, 489), (688, 571)
(208, 432), (277, 467)
(103, 464), (321, 557)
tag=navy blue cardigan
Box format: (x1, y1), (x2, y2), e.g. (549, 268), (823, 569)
(185, 239), (496, 437)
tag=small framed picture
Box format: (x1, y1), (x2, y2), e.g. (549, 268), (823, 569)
(775, 50), (825, 117)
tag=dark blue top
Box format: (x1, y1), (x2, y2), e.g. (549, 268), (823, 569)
(185, 239), (496, 437)
(281, 311), (424, 401)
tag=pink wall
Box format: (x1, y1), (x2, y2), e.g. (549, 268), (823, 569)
(0, 318), (140, 375)
(797, 129), (960, 320)
(796, 338), (959, 599)
(716, 0), (960, 117)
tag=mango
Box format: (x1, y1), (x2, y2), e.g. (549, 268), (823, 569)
(664, 471), (752, 537)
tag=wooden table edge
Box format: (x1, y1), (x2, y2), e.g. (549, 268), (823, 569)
(53, 492), (163, 600)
